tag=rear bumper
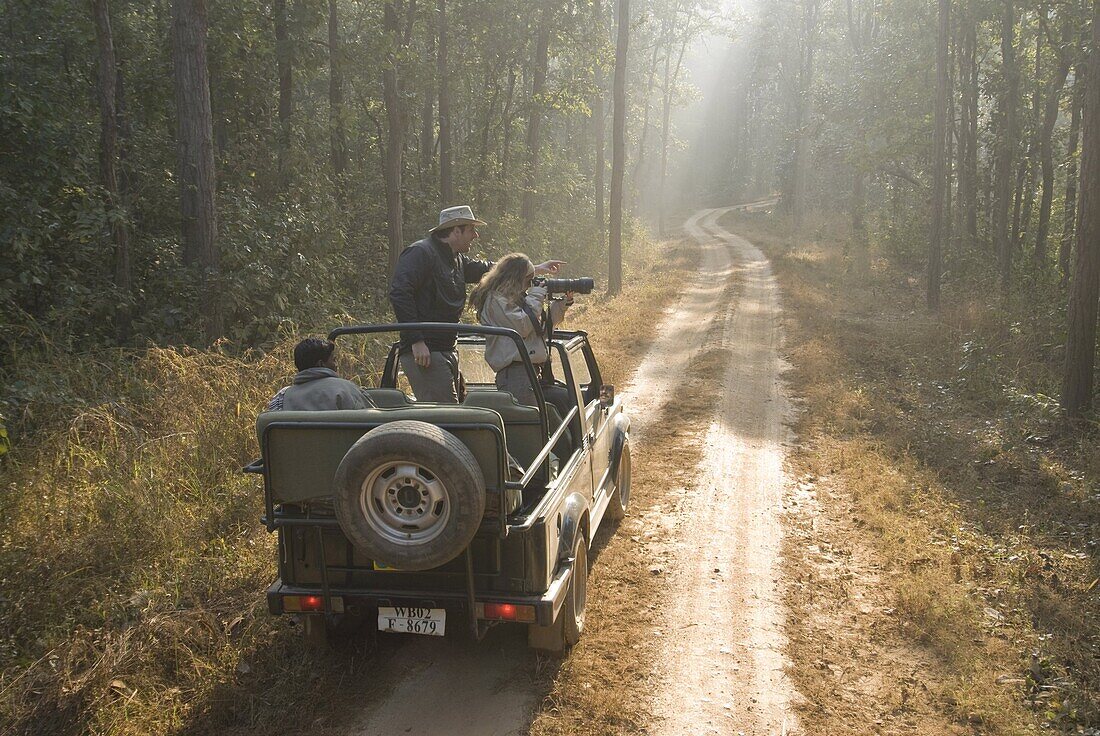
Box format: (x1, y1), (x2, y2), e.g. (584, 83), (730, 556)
(268, 559), (574, 629)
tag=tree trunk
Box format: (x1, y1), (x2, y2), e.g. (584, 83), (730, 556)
(1062, 0), (1100, 419)
(418, 28), (434, 180)
(592, 0), (607, 249)
(1016, 34), (1043, 254)
(993, 0), (1017, 286)
(438, 0), (452, 205)
(171, 0), (219, 339)
(382, 0), (404, 274)
(608, 0), (629, 295)
(630, 25), (666, 212)
(1061, 68), (1083, 282)
(1035, 50), (1070, 268)
(328, 0), (347, 184)
(522, 2), (553, 225)
(944, 27), (955, 250)
(928, 0), (949, 310)
(790, 0), (820, 231)
(90, 0), (132, 338)
(274, 0), (292, 186)
(477, 68), (499, 204)
(959, 15), (979, 248)
(659, 30), (689, 236)
(499, 68), (517, 210)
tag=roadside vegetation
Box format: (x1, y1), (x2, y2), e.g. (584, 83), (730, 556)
(724, 210), (1099, 733)
(0, 234), (690, 736)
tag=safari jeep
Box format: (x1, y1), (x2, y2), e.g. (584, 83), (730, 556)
(246, 323), (632, 652)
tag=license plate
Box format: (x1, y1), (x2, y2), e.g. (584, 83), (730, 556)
(377, 606), (446, 636)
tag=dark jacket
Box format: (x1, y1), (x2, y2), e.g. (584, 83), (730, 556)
(389, 236), (493, 352)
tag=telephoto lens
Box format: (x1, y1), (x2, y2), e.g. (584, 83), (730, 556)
(540, 277), (595, 294)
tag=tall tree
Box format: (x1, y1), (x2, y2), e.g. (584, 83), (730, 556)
(522, 1), (553, 225)
(928, 0), (949, 310)
(328, 0), (347, 183)
(382, 0), (405, 273)
(609, 0), (629, 294)
(1061, 67), (1083, 281)
(993, 0), (1018, 286)
(658, 8), (693, 236)
(957, 9), (979, 248)
(438, 0), (453, 205)
(592, 0), (608, 249)
(90, 0), (132, 337)
(274, 0), (292, 184)
(1034, 28), (1071, 267)
(788, 0), (820, 230)
(1062, 0), (1100, 419)
(171, 0), (219, 338)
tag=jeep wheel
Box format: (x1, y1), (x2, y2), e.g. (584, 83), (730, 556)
(606, 442), (632, 520)
(528, 534), (588, 654)
(333, 420), (485, 571)
(562, 535), (588, 645)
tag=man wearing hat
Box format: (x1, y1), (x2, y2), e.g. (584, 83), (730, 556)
(389, 205), (563, 403)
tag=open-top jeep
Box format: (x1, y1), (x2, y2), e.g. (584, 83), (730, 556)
(246, 323), (631, 652)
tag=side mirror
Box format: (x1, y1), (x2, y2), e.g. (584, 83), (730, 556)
(599, 384), (615, 411)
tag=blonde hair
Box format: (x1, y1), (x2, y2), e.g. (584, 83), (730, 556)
(469, 253), (534, 312)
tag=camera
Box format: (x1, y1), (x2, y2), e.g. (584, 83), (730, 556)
(532, 277), (595, 294)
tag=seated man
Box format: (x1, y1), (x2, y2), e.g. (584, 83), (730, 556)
(266, 338), (369, 411)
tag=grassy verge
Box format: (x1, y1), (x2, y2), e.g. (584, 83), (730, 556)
(724, 211), (1099, 733)
(0, 232), (694, 735)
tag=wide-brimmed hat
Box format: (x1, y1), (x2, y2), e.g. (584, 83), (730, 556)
(429, 205), (487, 233)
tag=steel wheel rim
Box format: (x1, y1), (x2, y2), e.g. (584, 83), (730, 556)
(359, 461), (451, 545)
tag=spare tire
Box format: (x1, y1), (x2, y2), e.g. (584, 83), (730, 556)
(333, 420), (485, 571)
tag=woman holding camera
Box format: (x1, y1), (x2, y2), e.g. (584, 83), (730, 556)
(469, 253), (572, 405)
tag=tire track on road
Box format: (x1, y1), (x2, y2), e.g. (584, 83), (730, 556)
(648, 207), (800, 736)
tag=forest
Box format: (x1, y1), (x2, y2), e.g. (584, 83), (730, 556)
(2, 0), (1096, 419)
(686, 0), (1100, 418)
(1, 0), (716, 351)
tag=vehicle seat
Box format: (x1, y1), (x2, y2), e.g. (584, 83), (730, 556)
(541, 384), (581, 457)
(462, 390), (541, 469)
(462, 390), (573, 470)
(361, 388), (412, 408)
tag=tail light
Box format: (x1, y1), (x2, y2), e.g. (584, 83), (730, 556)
(477, 602), (536, 622)
(283, 595), (344, 613)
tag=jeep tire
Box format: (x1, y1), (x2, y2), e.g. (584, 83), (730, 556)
(606, 441), (632, 520)
(333, 420), (485, 571)
(528, 533), (588, 654)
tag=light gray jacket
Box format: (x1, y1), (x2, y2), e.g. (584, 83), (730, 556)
(479, 286), (567, 372)
(266, 368), (370, 411)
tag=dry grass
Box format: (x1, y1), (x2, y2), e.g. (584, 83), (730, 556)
(725, 211), (1099, 734)
(566, 237), (696, 390)
(0, 233), (695, 735)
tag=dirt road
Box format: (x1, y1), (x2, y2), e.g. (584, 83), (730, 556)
(350, 205), (799, 735)
(645, 206), (798, 735)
